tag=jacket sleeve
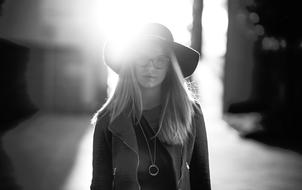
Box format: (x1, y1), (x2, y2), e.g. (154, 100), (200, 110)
(90, 113), (113, 190)
(190, 109), (211, 190)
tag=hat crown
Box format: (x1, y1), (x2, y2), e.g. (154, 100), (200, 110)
(140, 23), (174, 42)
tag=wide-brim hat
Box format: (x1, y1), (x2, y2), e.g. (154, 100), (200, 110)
(103, 23), (200, 78)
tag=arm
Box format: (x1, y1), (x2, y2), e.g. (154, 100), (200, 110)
(190, 110), (211, 190)
(90, 114), (113, 190)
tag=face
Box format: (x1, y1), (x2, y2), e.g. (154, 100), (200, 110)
(134, 42), (170, 89)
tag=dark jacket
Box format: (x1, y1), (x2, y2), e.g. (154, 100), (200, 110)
(91, 106), (211, 190)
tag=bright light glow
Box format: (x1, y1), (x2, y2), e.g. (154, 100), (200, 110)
(97, 0), (193, 44)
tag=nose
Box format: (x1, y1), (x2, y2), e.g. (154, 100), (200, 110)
(144, 60), (157, 72)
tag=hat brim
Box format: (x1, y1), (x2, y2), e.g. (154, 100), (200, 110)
(103, 37), (200, 78)
(170, 41), (200, 78)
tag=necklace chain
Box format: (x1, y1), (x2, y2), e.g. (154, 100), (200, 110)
(137, 120), (157, 165)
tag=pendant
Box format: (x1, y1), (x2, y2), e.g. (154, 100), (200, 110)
(149, 164), (159, 176)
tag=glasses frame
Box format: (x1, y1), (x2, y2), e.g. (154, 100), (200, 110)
(135, 55), (171, 70)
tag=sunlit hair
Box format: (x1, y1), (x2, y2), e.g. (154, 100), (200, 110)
(92, 44), (200, 145)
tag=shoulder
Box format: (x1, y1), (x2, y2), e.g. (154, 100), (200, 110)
(91, 108), (111, 129)
(191, 102), (206, 134)
(192, 102), (204, 119)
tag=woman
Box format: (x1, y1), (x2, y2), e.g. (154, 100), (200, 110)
(91, 23), (211, 190)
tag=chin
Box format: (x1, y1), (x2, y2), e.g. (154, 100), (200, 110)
(141, 82), (160, 89)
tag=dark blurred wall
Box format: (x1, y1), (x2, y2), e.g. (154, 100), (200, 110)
(191, 0), (203, 55)
(26, 44), (108, 113)
(224, 0), (302, 138)
(247, 0), (302, 137)
(0, 1), (108, 114)
(0, 0), (49, 43)
(224, 0), (256, 111)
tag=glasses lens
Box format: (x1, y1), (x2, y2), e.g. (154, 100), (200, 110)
(136, 56), (149, 66)
(136, 55), (170, 69)
(154, 56), (170, 68)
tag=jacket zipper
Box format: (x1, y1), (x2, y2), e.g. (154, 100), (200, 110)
(112, 167), (116, 189)
(116, 136), (141, 190)
(178, 145), (185, 187)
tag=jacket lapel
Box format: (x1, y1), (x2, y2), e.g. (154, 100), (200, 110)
(108, 113), (139, 155)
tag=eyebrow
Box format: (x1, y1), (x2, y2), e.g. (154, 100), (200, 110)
(137, 52), (168, 58)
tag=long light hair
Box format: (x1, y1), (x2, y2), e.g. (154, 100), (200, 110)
(92, 45), (199, 145)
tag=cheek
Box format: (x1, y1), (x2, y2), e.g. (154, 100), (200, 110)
(134, 66), (143, 80)
(134, 66), (146, 86)
(157, 69), (168, 82)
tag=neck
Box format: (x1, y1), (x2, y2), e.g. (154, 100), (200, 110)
(141, 86), (161, 110)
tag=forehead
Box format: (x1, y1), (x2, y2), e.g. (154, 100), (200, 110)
(136, 41), (169, 57)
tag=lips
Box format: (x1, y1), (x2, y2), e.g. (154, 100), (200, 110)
(144, 75), (156, 79)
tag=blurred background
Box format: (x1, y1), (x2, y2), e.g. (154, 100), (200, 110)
(1, 0), (302, 189)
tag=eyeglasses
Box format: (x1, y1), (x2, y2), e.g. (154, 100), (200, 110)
(135, 55), (170, 69)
